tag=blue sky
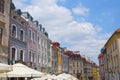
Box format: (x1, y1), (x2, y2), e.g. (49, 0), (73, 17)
(59, 0), (120, 31)
(13, 0), (120, 64)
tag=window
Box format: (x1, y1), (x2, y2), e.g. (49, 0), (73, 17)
(13, 15), (17, 20)
(115, 40), (117, 49)
(29, 51), (31, 62)
(38, 55), (39, 63)
(32, 32), (35, 41)
(20, 50), (23, 61)
(11, 25), (16, 37)
(20, 30), (24, 41)
(0, 0), (4, 13)
(11, 48), (16, 64)
(38, 36), (39, 44)
(12, 48), (16, 61)
(0, 28), (3, 46)
(77, 62), (78, 67)
(21, 21), (24, 25)
(73, 70), (75, 74)
(29, 29), (31, 40)
(33, 53), (34, 62)
(73, 62), (74, 67)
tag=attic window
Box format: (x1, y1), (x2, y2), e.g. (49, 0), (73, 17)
(13, 15), (17, 20)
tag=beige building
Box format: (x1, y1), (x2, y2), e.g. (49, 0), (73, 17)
(65, 51), (84, 80)
(105, 28), (120, 80)
(0, 0), (11, 64)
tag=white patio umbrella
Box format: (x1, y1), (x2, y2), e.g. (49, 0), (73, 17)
(56, 73), (70, 80)
(0, 63), (12, 77)
(32, 74), (56, 80)
(29, 68), (44, 77)
(7, 63), (44, 77)
(56, 73), (74, 80)
(67, 74), (78, 80)
(0, 63), (12, 73)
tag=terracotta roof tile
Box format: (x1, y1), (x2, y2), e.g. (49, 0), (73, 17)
(116, 28), (120, 33)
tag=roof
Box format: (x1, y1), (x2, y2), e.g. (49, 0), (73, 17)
(105, 28), (120, 47)
(116, 28), (120, 32)
(51, 42), (60, 47)
(64, 51), (82, 60)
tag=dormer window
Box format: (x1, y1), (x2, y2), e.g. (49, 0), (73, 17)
(13, 15), (17, 20)
(0, 0), (4, 13)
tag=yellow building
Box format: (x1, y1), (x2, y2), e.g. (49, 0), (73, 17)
(52, 42), (62, 74)
(92, 65), (100, 80)
(58, 47), (62, 73)
(104, 28), (120, 80)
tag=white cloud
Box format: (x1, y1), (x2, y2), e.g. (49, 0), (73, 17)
(13, 0), (109, 64)
(72, 4), (89, 16)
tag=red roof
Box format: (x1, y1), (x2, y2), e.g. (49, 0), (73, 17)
(116, 28), (120, 33)
(52, 42), (60, 47)
(64, 51), (82, 60)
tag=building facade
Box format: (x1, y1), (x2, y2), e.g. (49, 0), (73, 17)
(9, 5), (28, 65)
(83, 59), (93, 80)
(98, 53), (105, 80)
(0, 0), (11, 64)
(22, 12), (37, 69)
(92, 65), (100, 80)
(104, 28), (120, 80)
(61, 47), (69, 73)
(46, 38), (52, 74)
(51, 42), (62, 74)
(65, 51), (84, 80)
(98, 47), (108, 80)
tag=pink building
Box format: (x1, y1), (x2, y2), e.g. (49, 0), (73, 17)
(98, 52), (105, 80)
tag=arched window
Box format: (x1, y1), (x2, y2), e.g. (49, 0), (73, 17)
(29, 51), (31, 62)
(0, 0), (4, 13)
(0, 28), (3, 46)
(20, 50), (23, 61)
(11, 25), (16, 37)
(20, 30), (24, 41)
(11, 47), (16, 64)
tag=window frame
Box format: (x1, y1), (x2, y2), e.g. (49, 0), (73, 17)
(0, 0), (4, 13)
(29, 29), (32, 40)
(11, 47), (16, 60)
(20, 29), (24, 41)
(11, 24), (17, 38)
(20, 50), (23, 61)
